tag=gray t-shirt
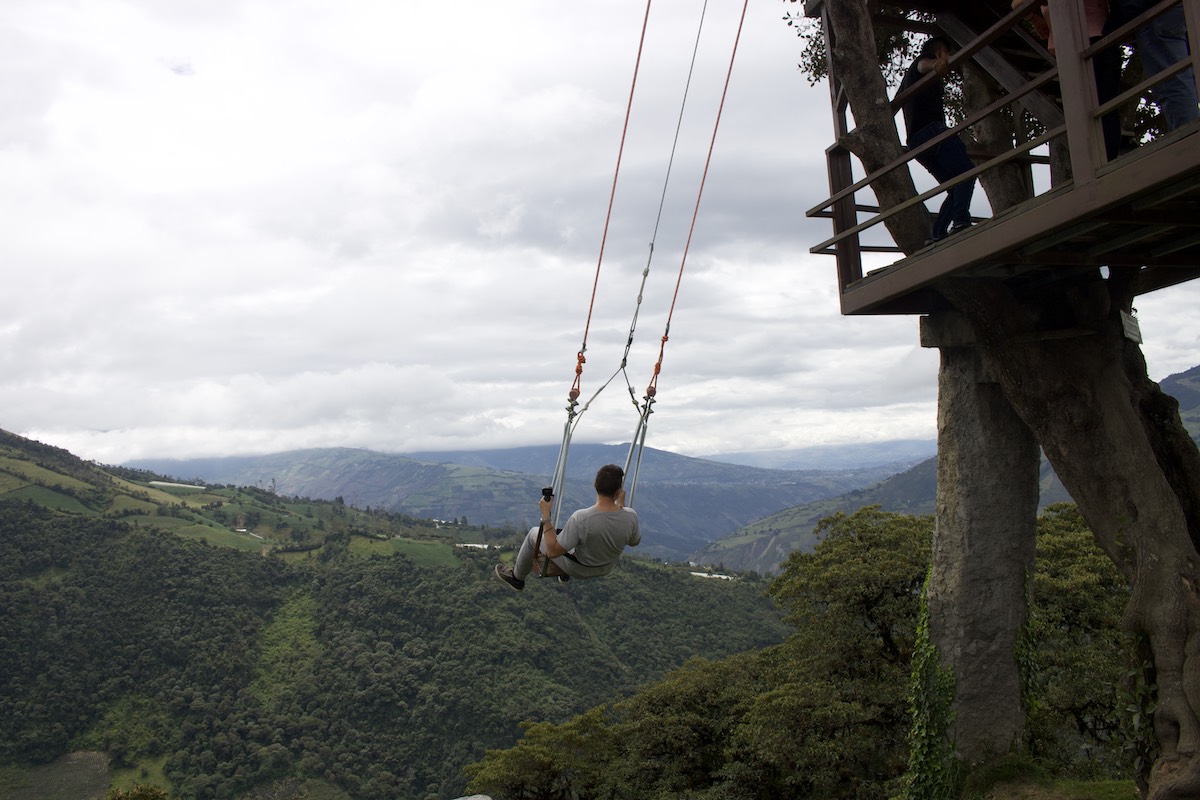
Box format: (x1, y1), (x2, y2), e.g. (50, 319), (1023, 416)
(555, 506), (640, 578)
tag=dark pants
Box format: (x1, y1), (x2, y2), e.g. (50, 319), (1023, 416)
(1092, 35), (1123, 160)
(1109, 1), (1199, 131)
(908, 121), (975, 239)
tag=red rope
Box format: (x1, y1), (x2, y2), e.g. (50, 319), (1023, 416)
(572, 0), (655, 402)
(647, 0), (749, 397)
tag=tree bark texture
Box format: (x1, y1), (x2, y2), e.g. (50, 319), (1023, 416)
(927, 337), (1039, 762)
(962, 64), (1030, 216)
(824, 0), (930, 254)
(937, 278), (1200, 800)
(816, 7), (1200, 796)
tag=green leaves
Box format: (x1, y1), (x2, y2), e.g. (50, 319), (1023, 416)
(469, 506), (934, 800)
(903, 578), (958, 800)
(466, 503), (1136, 799)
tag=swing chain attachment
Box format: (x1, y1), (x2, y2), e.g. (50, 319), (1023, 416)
(569, 350), (586, 402)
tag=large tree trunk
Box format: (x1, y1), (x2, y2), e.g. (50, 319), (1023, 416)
(922, 321), (1040, 762)
(824, 0), (1043, 768)
(937, 277), (1200, 800)
(816, 6), (1200, 797)
(962, 64), (1030, 215)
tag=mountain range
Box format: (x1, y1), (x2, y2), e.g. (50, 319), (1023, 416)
(126, 444), (912, 563)
(695, 363), (1200, 573)
(125, 362), (1200, 574)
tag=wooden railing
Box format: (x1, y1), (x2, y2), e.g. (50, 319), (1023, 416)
(806, 0), (1200, 289)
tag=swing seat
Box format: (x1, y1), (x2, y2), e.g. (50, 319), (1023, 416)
(533, 554), (569, 579)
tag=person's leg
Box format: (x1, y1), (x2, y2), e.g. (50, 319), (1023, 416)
(513, 525), (540, 580)
(935, 135), (976, 230)
(932, 190), (956, 240)
(915, 148), (954, 240)
(1137, 7), (1199, 130)
(910, 122), (951, 240)
(1092, 36), (1123, 160)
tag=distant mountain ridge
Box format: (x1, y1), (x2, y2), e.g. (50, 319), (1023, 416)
(127, 444), (904, 563)
(704, 438), (937, 470)
(123, 363), (1200, 570)
(693, 363), (1200, 575)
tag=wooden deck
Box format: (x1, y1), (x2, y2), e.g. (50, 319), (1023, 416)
(804, 0), (1200, 316)
(845, 123), (1200, 314)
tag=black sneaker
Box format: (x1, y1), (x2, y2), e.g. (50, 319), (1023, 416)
(495, 564), (525, 591)
(558, 574), (570, 584)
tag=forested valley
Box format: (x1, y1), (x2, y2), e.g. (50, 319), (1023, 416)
(0, 500), (787, 800)
(466, 505), (1135, 800)
(0, 428), (1141, 799)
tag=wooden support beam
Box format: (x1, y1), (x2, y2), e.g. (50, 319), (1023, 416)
(938, 13), (1065, 128)
(1085, 226), (1168, 257)
(1018, 220), (1108, 256)
(1047, 0), (1103, 183)
(1151, 231), (1200, 259)
(1135, 266), (1200, 295)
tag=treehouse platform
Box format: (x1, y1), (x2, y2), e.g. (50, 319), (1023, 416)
(805, 0), (1200, 315)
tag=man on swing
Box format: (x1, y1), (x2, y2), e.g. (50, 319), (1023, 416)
(495, 464), (641, 591)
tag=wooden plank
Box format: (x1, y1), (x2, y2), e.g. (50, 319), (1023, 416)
(837, 144), (1200, 313)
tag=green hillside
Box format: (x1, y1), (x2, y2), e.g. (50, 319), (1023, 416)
(697, 364), (1200, 575)
(0, 428), (471, 555)
(0, 430), (788, 800)
(127, 444), (904, 563)
(465, 505), (1134, 800)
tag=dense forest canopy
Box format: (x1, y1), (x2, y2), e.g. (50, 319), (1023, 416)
(466, 504), (1132, 800)
(0, 500), (787, 800)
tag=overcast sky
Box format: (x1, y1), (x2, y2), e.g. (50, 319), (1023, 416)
(3, 0), (1198, 465)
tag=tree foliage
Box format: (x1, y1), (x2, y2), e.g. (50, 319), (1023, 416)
(467, 505), (1133, 799)
(0, 500), (786, 800)
(781, 1), (932, 87)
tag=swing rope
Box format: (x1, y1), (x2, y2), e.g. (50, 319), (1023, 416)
(625, 0), (750, 506)
(545, 0), (655, 543)
(540, 0), (746, 570)
(564, 0), (716, 514)
(568, 0), (655, 409)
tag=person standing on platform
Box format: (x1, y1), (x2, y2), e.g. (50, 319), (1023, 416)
(898, 36), (976, 245)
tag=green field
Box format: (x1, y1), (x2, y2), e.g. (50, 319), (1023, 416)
(108, 476), (196, 506)
(0, 471), (29, 494)
(349, 535), (460, 567)
(4, 485), (93, 514)
(108, 494), (159, 515)
(299, 778), (353, 800)
(174, 524), (264, 552)
(0, 457), (94, 493)
(125, 517), (264, 552)
(110, 755), (169, 794)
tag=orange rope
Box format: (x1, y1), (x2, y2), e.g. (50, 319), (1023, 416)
(647, 0), (749, 397)
(571, 0), (654, 402)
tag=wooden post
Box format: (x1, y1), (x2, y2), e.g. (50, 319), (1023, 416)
(1047, 0), (1103, 183)
(1185, 0), (1200, 97)
(817, 2), (864, 292)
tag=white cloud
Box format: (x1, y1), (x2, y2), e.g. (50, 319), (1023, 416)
(1, 0), (1193, 465)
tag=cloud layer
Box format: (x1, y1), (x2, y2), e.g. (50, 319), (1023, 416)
(2, 0), (1196, 464)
